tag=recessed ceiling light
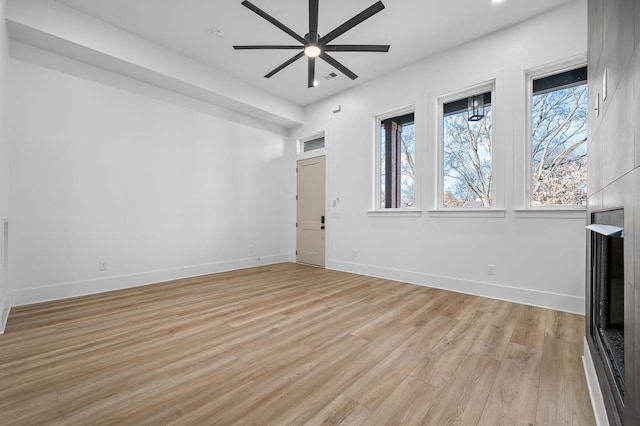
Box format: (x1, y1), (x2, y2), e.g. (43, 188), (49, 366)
(210, 28), (225, 38)
(492, 0), (506, 3)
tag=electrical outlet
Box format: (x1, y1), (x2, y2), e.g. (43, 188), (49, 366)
(98, 260), (108, 271)
(487, 264), (496, 276)
(352, 250), (357, 258)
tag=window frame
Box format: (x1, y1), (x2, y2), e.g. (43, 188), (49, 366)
(522, 60), (588, 213)
(372, 105), (418, 212)
(435, 81), (498, 212)
(297, 131), (327, 161)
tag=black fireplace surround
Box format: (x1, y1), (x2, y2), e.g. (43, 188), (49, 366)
(588, 208), (625, 422)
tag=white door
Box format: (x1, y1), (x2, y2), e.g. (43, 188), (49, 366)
(297, 156), (325, 267)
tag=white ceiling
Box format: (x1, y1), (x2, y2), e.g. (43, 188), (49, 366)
(54, 0), (575, 107)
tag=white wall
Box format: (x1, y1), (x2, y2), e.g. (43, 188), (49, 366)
(6, 0), (304, 128)
(291, 0), (588, 313)
(7, 49), (292, 306)
(0, 0), (10, 332)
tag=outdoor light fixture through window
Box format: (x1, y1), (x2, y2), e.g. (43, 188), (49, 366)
(468, 94), (485, 121)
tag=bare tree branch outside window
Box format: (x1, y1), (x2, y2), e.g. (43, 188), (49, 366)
(442, 97), (492, 208)
(531, 84), (587, 206)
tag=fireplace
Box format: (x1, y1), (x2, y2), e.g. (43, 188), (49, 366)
(588, 208), (624, 418)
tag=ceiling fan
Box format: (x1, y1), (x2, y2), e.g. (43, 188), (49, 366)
(233, 0), (390, 88)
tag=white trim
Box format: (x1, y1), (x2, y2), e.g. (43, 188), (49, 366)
(375, 104), (416, 122)
(526, 54), (588, 85)
(328, 259), (585, 314)
(436, 80), (496, 105)
(0, 219), (8, 334)
(0, 292), (10, 335)
(297, 130), (327, 161)
(367, 209), (422, 218)
(513, 208), (586, 219)
(296, 130), (328, 162)
(583, 338), (610, 426)
(427, 209), (505, 218)
(10, 255), (289, 307)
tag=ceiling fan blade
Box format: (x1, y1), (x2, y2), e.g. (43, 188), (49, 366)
(234, 45), (303, 50)
(308, 57), (316, 88)
(241, 0), (306, 44)
(319, 52), (358, 80)
(324, 44), (390, 52)
(264, 51), (305, 78)
(309, 0), (319, 35)
(319, 1), (385, 44)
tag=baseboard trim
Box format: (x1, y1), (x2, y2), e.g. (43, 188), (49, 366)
(583, 338), (609, 426)
(0, 291), (10, 334)
(9, 255), (585, 314)
(327, 260), (585, 314)
(10, 254), (289, 307)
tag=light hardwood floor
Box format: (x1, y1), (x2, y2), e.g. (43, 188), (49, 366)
(0, 263), (595, 425)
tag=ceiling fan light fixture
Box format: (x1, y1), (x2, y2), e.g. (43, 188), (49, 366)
(233, 0), (389, 87)
(304, 44), (322, 58)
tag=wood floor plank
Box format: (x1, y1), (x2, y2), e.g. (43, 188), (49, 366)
(365, 375), (441, 425)
(535, 335), (596, 425)
(440, 292), (481, 320)
(0, 263), (596, 425)
(400, 288), (452, 327)
(0, 391), (58, 425)
(471, 301), (523, 360)
(545, 309), (583, 345)
(477, 343), (541, 425)
(344, 314), (453, 410)
(510, 304), (547, 350)
(304, 394), (371, 426)
(170, 334), (371, 425)
(409, 307), (491, 388)
(421, 352), (501, 425)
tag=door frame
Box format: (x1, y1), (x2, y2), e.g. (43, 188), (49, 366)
(295, 131), (328, 267)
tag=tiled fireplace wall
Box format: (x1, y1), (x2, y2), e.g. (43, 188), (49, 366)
(587, 0), (639, 424)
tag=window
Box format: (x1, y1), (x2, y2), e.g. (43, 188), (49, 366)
(530, 66), (587, 206)
(441, 92), (492, 208)
(302, 136), (325, 152)
(378, 111), (415, 209)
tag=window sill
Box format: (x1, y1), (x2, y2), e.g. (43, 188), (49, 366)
(513, 208), (586, 219)
(367, 209), (422, 218)
(427, 209), (506, 218)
